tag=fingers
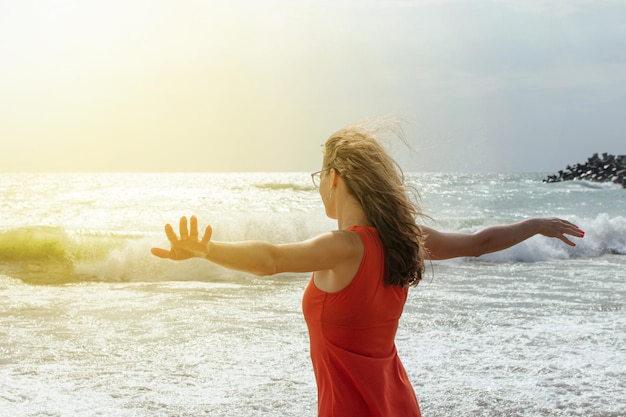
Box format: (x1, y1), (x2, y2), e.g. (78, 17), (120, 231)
(154, 216), (208, 260)
(557, 235), (577, 247)
(154, 224), (179, 259)
(566, 228), (585, 238)
(201, 225), (213, 246)
(179, 216), (189, 239)
(151, 247), (175, 259)
(167, 217), (203, 241)
(190, 215), (199, 240)
(549, 218), (584, 246)
(539, 218), (585, 247)
(165, 223), (178, 242)
(559, 219), (585, 238)
(573, 225), (585, 238)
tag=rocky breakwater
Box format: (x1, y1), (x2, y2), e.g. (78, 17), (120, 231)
(544, 153), (626, 187)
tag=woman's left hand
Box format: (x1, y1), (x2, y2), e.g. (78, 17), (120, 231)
(536, 217), (585, 246)
(151, 215), (212, 260)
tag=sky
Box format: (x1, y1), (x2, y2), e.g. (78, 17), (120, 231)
(1, 0), (625, 173)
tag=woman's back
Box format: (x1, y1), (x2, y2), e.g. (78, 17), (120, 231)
(302, 225), (421, 417)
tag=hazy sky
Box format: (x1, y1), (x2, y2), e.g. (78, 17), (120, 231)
(1, 0), (625, 173)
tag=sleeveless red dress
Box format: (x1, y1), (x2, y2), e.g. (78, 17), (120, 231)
(302, 225), (421, 417)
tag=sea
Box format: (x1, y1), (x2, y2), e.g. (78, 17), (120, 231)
(0, 172), (624, 417)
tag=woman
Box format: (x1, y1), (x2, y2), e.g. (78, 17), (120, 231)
(151, 122), (584, 416)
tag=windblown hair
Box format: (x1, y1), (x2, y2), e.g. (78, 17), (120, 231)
(323, 120), (426, 287)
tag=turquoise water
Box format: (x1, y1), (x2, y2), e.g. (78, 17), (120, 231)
(1, 173), (624, 416)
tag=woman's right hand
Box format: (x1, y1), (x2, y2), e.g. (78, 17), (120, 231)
(151, 215), (212, 260)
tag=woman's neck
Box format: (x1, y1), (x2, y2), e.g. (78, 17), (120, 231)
(335, 194), (372, 230)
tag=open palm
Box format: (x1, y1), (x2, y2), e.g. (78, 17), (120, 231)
(151, 216), (212, 260)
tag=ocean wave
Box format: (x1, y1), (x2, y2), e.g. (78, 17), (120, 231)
(0, 227), (146, 285)
(2, 213), (624, 284)
(0, 226), (136, 262)
(251, 182), (314, 192)
(0, 226), (70, 261)
(0, 224), (289, 285)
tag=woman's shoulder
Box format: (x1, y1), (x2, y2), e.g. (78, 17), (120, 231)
(347, 224), (379, 240)
(347, 224), (377, 233)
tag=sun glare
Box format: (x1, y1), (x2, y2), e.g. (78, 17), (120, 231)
(1, 1), (312, 171)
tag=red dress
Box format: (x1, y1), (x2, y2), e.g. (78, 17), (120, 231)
(302, 225), (421, 417)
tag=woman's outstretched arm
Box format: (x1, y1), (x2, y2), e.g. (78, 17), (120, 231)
(422, 217), (584, 260)
(151, 216), (363, 277)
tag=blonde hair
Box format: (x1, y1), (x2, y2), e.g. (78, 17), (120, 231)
(323, 120), (426, 287)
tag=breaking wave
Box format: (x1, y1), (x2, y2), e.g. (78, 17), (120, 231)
(1, 213), (623, 285)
